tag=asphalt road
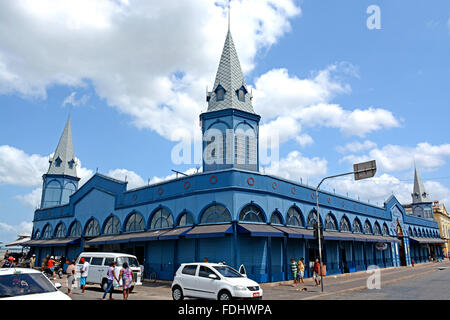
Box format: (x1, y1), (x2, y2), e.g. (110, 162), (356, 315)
(52, 260), (450, 300)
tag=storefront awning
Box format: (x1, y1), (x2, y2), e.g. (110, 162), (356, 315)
(86, 230), (170, 245)
(409, 237), (445, 244)
(6, 237), (31, 247)
(237, 224), (284, 237)
(21, 238), (80, 247)
(323, 231), (357, 241)
(272, 226), (315, 239)
(158, 227), (192, 240)
(184, 224), (233, 239)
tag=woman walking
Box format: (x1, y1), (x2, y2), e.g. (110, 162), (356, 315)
(102, 261), (118, 300)
(118, 262), (134, 300)
(66, 260), (76, 296)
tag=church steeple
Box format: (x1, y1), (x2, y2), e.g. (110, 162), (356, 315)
(412, 166), (429, 203)
(40, 116), (80, 209)
(206, 30), (255, 114)
(47, 116), (77, 177)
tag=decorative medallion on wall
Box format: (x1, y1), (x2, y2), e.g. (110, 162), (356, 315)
(272, 182), (278, 190)
(210, 176), (218, 184)
(291, 187), (296, 195)
(132, 193), (138, 201)
(184, 181), (191, 190)
(157, 187), (164, 196)
(342, 201), (345, 207)
(311, 192), (315, 200)
(247, 177), (255, 186)
(327, 197), (331, 204)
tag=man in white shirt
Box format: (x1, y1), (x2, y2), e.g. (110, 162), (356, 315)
(79, 257), (89, 294)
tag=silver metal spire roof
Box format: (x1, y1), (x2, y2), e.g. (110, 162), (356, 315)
(412, 166), (429, 203)
(46, 116), (78, 177)
(206, 31), (255, 114)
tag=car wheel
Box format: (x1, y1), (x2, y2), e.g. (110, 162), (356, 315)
(101, 280), (108, 292)
(218, 290), (232, 301)
(172, 286), (184, 301)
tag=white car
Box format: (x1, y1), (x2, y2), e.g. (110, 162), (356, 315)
(0, 268), (71, 300)
(171, 263), (263, 300)
(75, 252), (143, 292)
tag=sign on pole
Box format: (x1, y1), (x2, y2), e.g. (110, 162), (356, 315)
(353, 160), (377, 181)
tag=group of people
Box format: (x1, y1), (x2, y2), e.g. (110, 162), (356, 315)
(66, 257), (135, 300)
(290, 258), (325, 287)
(2, 250), (36, 269)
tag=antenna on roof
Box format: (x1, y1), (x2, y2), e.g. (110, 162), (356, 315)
(125, 175), (127, 182)
(148, 178), (150, 186)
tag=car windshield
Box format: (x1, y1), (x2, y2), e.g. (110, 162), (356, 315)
(213, 266), (243, 278)
(116, 257), (140, 268)
(0, 272), (57, 298)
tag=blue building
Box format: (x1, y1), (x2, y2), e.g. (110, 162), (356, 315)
(25, 30), (444, 282)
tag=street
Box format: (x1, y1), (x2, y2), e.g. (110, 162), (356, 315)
(52, 260), (450, 300)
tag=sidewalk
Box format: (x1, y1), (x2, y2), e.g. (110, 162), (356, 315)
(262, 260), (450, 300)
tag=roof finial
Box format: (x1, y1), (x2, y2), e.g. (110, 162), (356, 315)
(228, 0), (231, 32)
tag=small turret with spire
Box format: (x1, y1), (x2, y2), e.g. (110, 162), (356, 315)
(410, 166), (433, 220)
(40, 116), (80, 208)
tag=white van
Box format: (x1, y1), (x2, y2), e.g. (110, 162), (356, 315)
(75, 252), (143, 292)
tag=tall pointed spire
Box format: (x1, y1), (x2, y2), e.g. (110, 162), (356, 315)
(47, 116), (77, 177)
(412, 166), (429, 203)
(206, 28), (255, 114)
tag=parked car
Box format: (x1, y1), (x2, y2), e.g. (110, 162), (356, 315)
(0, 268), (70, 300)
(171, 263), (263, 300)
(75, 252), (143, 292)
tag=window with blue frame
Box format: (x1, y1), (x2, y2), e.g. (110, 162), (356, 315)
(54, 223), (66, 238)
(382, 224), (389, 236)
(374, 223), (382, 235)
(325, 214), (337, 231)
(68, 159), (75, 169)
(42, 225), (53, 239)
(200, 204), (231, 224)
(239, 205), (264, 223)
(364, 220), (373, 234)
(236, 86), (246, 102)
(215, 85), (225, 101)
(69, 222), (82, 237)
(149, 208), (173, 229)
(85, 219), (100, 237)
(286, 207), (303, 227)
(306, 211), (318, 228)
(61, 182), (76, 204)
(43, 180), (62, 207)
(352, 219), (362, 233)
(125, 213), (145, 232)
(340, 217), (351, 232)
(104, 216), (121, 235)
(54, 157), (62, 167)
(178, 212), (194, 227)
(34, 230), (40, 239)
(270, 211), (283, 225)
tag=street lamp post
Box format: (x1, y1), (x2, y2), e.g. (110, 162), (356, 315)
(315, 160), (377, 293)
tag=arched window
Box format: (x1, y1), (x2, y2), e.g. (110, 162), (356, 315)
(42, 224), (53, 239)
(382, 223), (389, 236)
(364, 220), (373, 234)
(85, 219), (100, 237)
(200, 204), (232, 224)
(325, 214), (337, 231)
(54, 223), (66, 238)
(34, 229), (41, 239)
(413, 228), (417, 237)
(236, 86), (247, 102)
(43, 180), (62, 207)
(215, 85), (225, 101)
(149, 208), (173, 229)
(270, 211), (283, 225)
(125, 212), (145, 232)
(239, 205), (265, 223)
(61, 182), (76, 204)
(286, 207), (304, 227)
(340, 217), (351, 232)
(374, 222), (382, 235)
(104, 216), (121, 235)
(69, 221), (82, 237)
(353, 219), (362, 233)
(178, 212), (194, 227)
(234, 123), (257, 170)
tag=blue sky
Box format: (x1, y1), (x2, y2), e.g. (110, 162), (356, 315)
(0, 0), (449, 244)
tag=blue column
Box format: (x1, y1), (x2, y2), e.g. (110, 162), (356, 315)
(267, 237), (272, 283)
(282, 236), (288, 281)
(233, 222), (240, 270)
(363, 242), (367, 269)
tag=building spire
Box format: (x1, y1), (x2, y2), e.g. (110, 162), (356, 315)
(46, 116), (78, 177)
(228, 1), (231, 32)
(412, 165), (429, 203)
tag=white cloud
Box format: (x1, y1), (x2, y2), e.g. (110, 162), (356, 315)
(62, 91), (90, 107)
(336, 140), (377, 154)
(0, 0), (301, 142)
(149, 167), (202, 185)
(295, 134), (314, 148)
(340, 142), (450, 172)
(260, 116), (301, 145)
(0, 221), (33, 243)
(266, 151), (327, 181)
(107, 168), (145, 190)
(15, 188), (42, 209)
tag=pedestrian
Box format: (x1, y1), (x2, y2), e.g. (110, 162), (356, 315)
(102, 261), (119, 300)
(118, 262), (134, 300)
(66, 260), (76, 296)
(313, 259), (321, 286)
(2, 256), (14, 268)
(80, 257), (89, 295)
(297, 258), (305, 285)
(203, 257), (208, 263)
(59, 255), (66, 272)
(48, 256), (56, 280)
(4, 250), (9, 260)
(29, 254), (36, 269)
(290, 258), (297, 286)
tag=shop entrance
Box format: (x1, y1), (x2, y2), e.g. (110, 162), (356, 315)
(340, 248), (349, 273)
(123, 244), (145, 265)
(398, 239), (407, 266)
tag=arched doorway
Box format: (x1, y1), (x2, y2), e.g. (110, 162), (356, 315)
(396, 220), (407, 266)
